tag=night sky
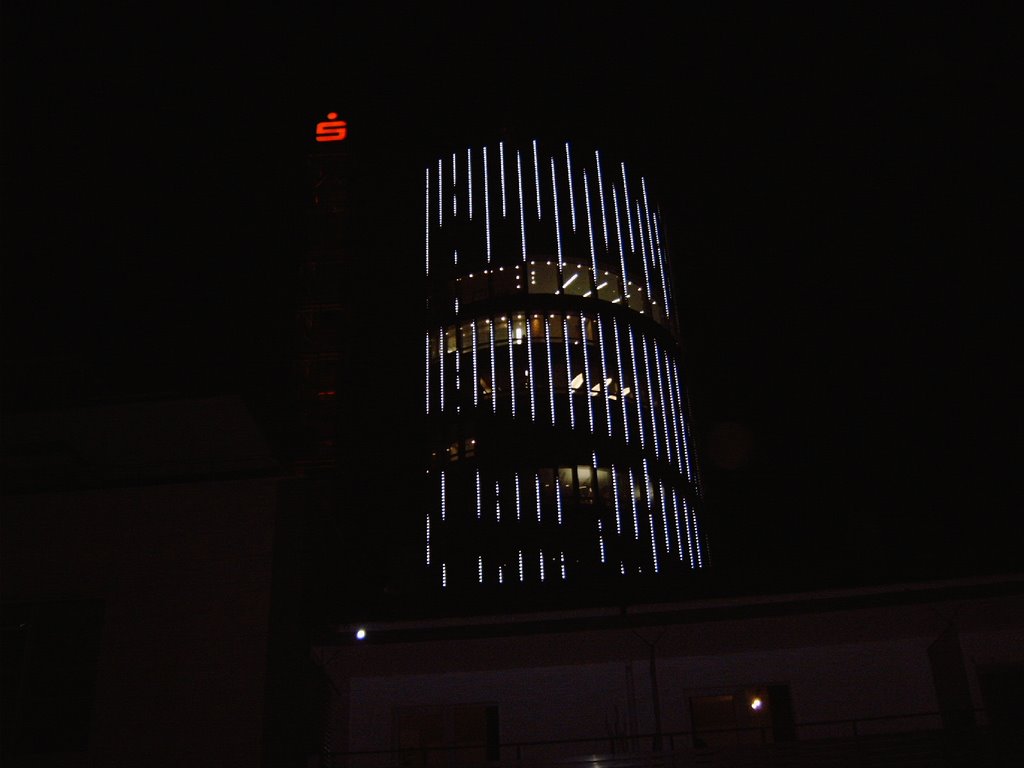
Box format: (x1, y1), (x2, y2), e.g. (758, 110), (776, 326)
(2, 5), (1017, 593)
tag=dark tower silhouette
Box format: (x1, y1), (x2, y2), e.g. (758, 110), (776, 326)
(424, 139), (706, 599)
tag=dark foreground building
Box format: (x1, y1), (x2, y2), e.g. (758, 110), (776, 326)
(424, 140), (705, 600)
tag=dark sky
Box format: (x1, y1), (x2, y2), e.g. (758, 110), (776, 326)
(2, 4), (1017, 589)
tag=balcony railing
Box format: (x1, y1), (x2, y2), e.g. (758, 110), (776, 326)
(324, 711), (1022, 768)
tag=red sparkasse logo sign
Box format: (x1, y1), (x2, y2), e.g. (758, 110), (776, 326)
(316, 112), (347, 142)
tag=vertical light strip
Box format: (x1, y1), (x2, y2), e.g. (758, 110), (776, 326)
(649, 205), (671, 321)
(671, 360), (694, 481)
(583, 171), (599, 284)
(425, 331), (431, 415)
(437, 158), (443, 228)
(664, 352), (684, 474)
(539, 549), (545, 582)
(475, 470), (482, 519)
(518, 550), (524, 582)
(649, 513), (660, 573)
(454, 321), (461, 415)
(507, 317), (516, 418)
(580, 314), (594, 433)
(489, 319), (497, 414)
(532, 140), (542, 219)
(564, 143), (577, 232)
(442, 563), (447, 588)
(440, 470), (447, 521)
(653, 339), (673, 465)
(595, 150), (610, 249)
(636, 200), (653, 310)
(560, 552), (567, 579)
(478, 555), (484, 584)
(499, 142), (507, 218)
(660, 481), (671, 555)
(550, 158), (563, 266)
(682, 498), (696, 568)
(691, 504), (704, 567)
(612, 187), (629, 296)
(526, 316), (537, 421)
(628, 467), (640, 540)
(555, 472), (564, 524)
(598, 519), (607, 563)
(671, 489), (684, 561)
(621, 163), (636, 252)
(514, 472), (522, 521)
(640, 335), (661, 459)
(452, 153), (457, 217)
(612, 317), (630, 443)
(438, 327), (445, 413)
(641, 187), (666, 320)
(425, 167), (431, 276)
(425, 512), (431, 565)
(471, 321), (479, 407)
(517, 150), (527, 261)
(611, 465), (623, 535)
(596, 315), (612, 437)
(627, 327), (646, 450)
(544, 317), (556, 425)
(483, 146), (492, 262)
(642, 459), (654, 517)
(535, 474), (542, 522)
(563, 315), (575, 430)
(495, 481), (501, 522)
(467, 147), (473, 220)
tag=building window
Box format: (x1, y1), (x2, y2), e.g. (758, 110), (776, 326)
(690, 685), (794, 748)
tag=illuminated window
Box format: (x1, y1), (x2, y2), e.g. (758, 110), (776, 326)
(528, 261), (559, 294)
(563, 265), (591, 297)
(577, 465), (594, 504)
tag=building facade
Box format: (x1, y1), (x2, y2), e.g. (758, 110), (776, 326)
(424, 140), (705, 595)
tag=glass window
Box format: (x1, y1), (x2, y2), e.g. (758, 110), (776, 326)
(596, 270), (622, 303)
(494, 317), (509, 346)
(529, 261), (559, 294)
(558, 467), (574, 498)
(626, 281), (645, 313)
(539, 468), (556, 505)
(492, 264), (522, 297)
(459, 321), (474, 352)
(582, 316), (596, 344)
(475, 319), (490, 351)
(565, 314), (582, 344)
(548, 313), (564, 340)
(530, 314), (545, 341)
(445, 325), (457, 353)
(511, 314), (527, 345)
(596, 467), (613, 506)
(563, 264), (591, 297)
(577, 465), (594, 504)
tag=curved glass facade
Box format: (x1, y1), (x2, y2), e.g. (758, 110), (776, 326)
(424, 140), (704, 592)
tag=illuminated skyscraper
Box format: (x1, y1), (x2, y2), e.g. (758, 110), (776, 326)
(424, 139), (705, 595)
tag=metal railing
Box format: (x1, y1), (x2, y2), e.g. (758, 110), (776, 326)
(324, 711), (1023, 768)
